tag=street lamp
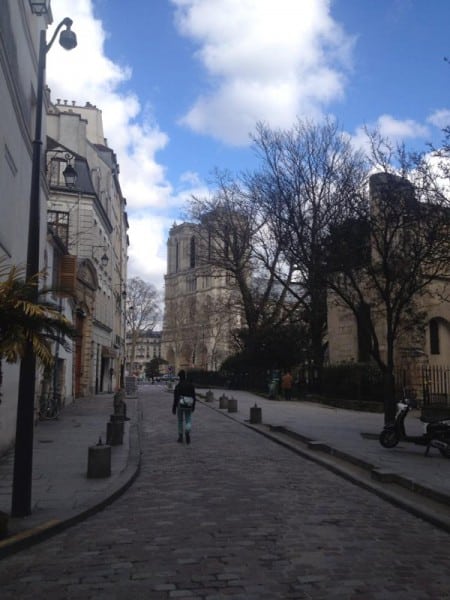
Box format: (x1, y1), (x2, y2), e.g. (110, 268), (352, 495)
(47, 151), (78, 188)
(11, 15), (77, 517)
(62, 163), (78, 187)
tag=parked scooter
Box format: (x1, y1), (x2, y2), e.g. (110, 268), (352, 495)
(379, 397), (450, 457)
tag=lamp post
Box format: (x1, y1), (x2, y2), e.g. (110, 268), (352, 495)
(11, 15), (77, 517)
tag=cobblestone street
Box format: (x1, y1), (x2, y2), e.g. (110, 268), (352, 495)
(0, 386), (449, 599)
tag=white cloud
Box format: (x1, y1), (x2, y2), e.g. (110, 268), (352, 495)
(127, 216), (169, 290)
(172, 0), (354, 144)
(375, 115), (429, 140)
(427, 109), (450, 129)
(352, 114), (430, 151)
(47, 1), (130, 102)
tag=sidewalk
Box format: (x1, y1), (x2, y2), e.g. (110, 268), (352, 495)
(0, 393), (141, 557)
(203, 389), (450, 529)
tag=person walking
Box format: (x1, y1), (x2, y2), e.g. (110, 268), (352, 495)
(281, 370), (294, 401)
(172, 369), (196, 444)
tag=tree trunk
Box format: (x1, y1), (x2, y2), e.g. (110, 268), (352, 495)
(383, 369), (396, 424)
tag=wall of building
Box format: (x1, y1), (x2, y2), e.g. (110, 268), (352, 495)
(47, 101), (128, 397)
(125, 331), (162, 379)
(0, 1), (51, 454)
(162, 222), (238, 373)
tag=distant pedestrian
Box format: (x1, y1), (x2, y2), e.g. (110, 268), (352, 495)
(172, 369), (196, 444)
(281, 370), (294, 401)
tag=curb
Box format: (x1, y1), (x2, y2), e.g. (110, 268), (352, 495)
(0, 400), (143, 560)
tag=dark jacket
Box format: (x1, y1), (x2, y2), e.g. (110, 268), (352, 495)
(173, 379), (196, 413)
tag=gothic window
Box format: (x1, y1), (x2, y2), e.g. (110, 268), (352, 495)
(175, 241), (179, 272)
(190, 236), (196, 268)
(430, 319), (440, 355)
(186, 277), (197, 292)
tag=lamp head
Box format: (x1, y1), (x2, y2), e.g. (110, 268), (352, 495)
(62, 163), (77, 187)
(59, 19), (77, 50)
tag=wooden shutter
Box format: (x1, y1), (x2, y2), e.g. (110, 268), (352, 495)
(59, 254), (77, 295)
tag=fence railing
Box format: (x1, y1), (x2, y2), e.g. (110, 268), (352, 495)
(422, 365), (450, 407)
(394, 365), (450, 407)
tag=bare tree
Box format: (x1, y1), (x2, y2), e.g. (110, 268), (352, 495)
(248, 118), (368, 383)
(126, 277), (161, 371)
(190, 170), (304, 367)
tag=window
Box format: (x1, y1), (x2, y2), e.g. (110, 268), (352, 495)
(48, 210), (69, 247)
(430, 319), (440, 355)
(190, 236), (196, 268)
(186, 277), (197, 292)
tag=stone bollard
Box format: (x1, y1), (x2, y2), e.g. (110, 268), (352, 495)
(227, 396), (238, 413)
(87, 438), (111, 478)
(113, 389), (128, 421)
(249, 403), (262, 424)
(219, 394), (228, 409)
(107, 416), (124, 446)
(205, 390), (214, 402)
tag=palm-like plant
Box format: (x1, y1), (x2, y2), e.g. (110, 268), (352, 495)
(0, 259), (76, 402)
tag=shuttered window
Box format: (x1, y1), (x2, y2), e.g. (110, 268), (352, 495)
(59, 255), (77, 295)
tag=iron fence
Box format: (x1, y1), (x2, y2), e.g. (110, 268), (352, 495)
(395, 365), (450, 407)
(422, 365), (450, 407)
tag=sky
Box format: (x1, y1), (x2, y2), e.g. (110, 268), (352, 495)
(47, 0), (450, 293)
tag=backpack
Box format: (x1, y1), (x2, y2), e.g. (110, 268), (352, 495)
(178, 395), (194, 409)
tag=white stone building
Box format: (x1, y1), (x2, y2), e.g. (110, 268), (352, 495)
(0, 1), (54, 454)
(0, 2), (128, 457)
(46, 99), (129, 397)
(125, 330), (162, 379)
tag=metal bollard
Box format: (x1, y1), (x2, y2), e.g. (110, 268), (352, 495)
(227, 397), (238, 413)
(205, 390), (214, 402)
(87, 438), (111, 478)
(249, 403), (262, 424)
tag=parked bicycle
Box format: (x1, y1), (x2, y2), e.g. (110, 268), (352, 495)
(39, 392), (60, 420)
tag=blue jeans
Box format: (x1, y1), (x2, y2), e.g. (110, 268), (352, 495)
(177, 408), (192, 435)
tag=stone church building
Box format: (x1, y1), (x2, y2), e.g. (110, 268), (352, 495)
(161, 222), (241, 374)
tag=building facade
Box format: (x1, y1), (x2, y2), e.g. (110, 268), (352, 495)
(125, 330), (162, 379)
(0, 2), (128, 455)
(161, 222), (241, 373)
(0, 1), (53, 453)
(46, 99), (129, 397)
